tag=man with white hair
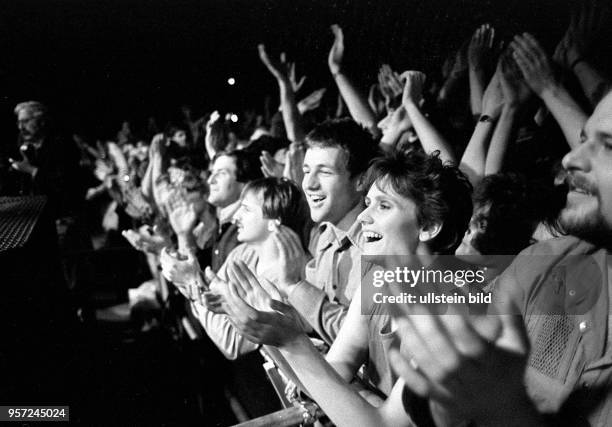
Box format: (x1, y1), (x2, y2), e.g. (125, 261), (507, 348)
(8, 101), (83, 218)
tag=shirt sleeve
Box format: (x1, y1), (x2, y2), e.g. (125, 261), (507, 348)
(288, 280), (348, 345)
(190, 301), (259, 360)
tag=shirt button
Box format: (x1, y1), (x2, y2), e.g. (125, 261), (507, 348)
(579, 321), (589, 332)
(214, 249), (219, 255)
(582, 381), (590, 389)
(568, 289), (576, 297)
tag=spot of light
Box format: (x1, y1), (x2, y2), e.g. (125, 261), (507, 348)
(230, 114), (238, 123)
(227, 77), (236, 86)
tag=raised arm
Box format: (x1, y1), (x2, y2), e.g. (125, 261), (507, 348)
(258, 44), (306, 143)
(467, 24), (497, 118)
(511, 33), (587, 149)
(328, 24), (379, 135)
(485, 53), (532, 175)
(554, 1), (611, 107)
(459, 71), (503, 187)
(401, 71), (456, 164)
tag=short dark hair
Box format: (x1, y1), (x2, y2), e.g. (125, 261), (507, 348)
(365, 150), (473, 254)
(471, 173), (541, 254)
(306, 118), (380, 178)
(242, 177), (311, 249)
(213, 150), (263, 183)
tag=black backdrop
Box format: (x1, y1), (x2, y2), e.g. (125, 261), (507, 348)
(0, 0), (601, 141)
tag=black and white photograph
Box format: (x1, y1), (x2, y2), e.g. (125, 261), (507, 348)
(1, 0), (611, 425)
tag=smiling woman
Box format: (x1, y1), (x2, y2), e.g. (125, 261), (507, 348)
(361, 150), (473, 263)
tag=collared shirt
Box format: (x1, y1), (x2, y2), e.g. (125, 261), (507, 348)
(288, 202), (366, 345)
(194, 200), (241, 272)
(490, 236), (612, 426)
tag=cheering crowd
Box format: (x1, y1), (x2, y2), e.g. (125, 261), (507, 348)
(3, 1), (612, 425)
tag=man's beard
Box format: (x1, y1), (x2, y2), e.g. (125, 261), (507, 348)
(560, 200), (612, 247)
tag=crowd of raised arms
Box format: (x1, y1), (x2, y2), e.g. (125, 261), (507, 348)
(5, 1), (612, 425)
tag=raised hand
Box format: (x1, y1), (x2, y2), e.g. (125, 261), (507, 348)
(468, 24), (497, 72)
(271, 225), (308, 295)
(499, 52), (532, 108)
(159, 246), (201, 290)
(378, 64), (404, 109)
(258, 44), (293, 84)
(401, 70), (427, 107)
(288, 61), (306, 93)
(282, 142), (305, 184)
(122, 225), (169, 254)
(387, 300), (533, 424)
(168, 200), (198, 237)
(328, 24), (345, 76)
(481, 70), (504, 119)
(555, 0), (608, 69)
(9, 156), (37, 175)
(224, 260), (302, 347)
(511, 33), (558, 97)
(205, 110), (221, 131)
(297, 88), (326, 114)
(260, 150), (284, 178)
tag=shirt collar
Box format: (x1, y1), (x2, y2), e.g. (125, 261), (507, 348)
(217, 199), (241, 225)
(317, 202), (364, 250)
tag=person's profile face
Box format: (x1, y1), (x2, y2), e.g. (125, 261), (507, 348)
(207, 155), (243, 208)
(358, 179), (422, 261)
(232, 190), (270, 244)
(17, 110), (44, 141)
(302, 146), (360, 224)
(455, 204), (488, 261)
(560, 93), (612, 240)
(171, 130), (187, 146)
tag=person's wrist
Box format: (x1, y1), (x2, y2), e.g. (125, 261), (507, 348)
(330, 66), (342, 78)
(279, 332), (309, 352)
(539, 82), (561, 100)
(479, 112), (499, 123)
(403, 100), (421, 116)
(282, 278), (301, 298)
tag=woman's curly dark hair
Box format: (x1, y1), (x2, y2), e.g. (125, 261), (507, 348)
(364, 150), (473, 254)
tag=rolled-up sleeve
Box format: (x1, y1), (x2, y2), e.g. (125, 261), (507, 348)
(288, 280), (348, 345)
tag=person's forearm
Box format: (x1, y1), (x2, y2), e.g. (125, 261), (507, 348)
(469, 68), (486, 117)
(404, 102), (456, 164)
(572, 60), (612, 107)
(460, 119), (495, 187)
(334, 72), (379, 134)
(280, 335), (389, 427)
(438, 72), (465, 105)
(140, 159), (155, 202)
(539, 84), (587, 149)
(485, 105), (518, 175)
(177, 233), (197, 255)
(278, 80), (306, 143)
(204, 136), (216, 162)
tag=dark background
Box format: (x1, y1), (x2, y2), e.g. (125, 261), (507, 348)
(0, 0), (587, 141)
